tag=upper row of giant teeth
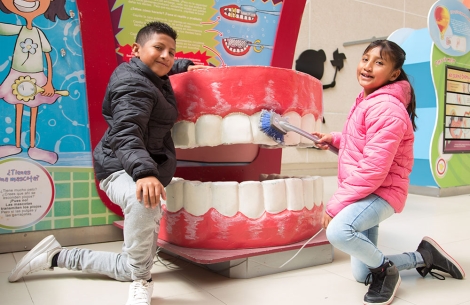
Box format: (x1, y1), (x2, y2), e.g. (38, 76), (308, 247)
(172, 111), (322, 148)
(162, 176), (323, 219)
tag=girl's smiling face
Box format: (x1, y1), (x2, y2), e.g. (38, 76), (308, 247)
(1, 0), (51, 19)
(357, 46), (401, 98)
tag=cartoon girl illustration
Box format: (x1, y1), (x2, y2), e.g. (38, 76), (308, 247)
(0, 0), (69, 164)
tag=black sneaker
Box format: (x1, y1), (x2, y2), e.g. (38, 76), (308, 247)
(364, 260), (401, 305)
(416, 236), (465, 280)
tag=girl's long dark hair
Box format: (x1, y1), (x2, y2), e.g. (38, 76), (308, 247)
(0, 0), (69, 21)
(364, 40), (417, 131)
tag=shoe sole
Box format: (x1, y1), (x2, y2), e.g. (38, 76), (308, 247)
(364, 275), (401, 305)
(8, 235), (60, 282)
(423, 236), (465, 279)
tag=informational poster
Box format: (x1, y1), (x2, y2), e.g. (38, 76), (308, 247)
(428, 0), (470, 56)
(0, 1), (91, 167)
(428, 0), (470, 186)
(0, 158), (54, 230)
(444, 66), (470, 152)
(0, 1), (117, 233)
(108, 0), (283, 66)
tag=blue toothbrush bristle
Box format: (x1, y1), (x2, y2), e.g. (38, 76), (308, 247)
(259, 110), (284, 143)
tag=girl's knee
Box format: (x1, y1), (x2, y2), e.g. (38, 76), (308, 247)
(325, 223), (345, 246)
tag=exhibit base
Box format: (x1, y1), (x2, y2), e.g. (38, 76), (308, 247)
(409, 185), (470, 197)
(114, 220), (333, 279)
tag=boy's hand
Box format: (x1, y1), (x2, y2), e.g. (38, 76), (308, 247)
(136, 177), (167, 209)
(187, 65), (213, 72)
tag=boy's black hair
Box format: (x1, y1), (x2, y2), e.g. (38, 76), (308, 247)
(364, 40), (418, 131)
(0, 0), (70, 21)
(136, 21), (178, 45)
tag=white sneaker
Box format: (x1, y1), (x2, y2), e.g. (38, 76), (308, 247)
(126, 279), (154, 305)
(8, 235), (62, 282)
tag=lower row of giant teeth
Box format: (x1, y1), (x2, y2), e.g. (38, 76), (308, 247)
(163, 176), (323, 219)
(172, 111), (322, 148)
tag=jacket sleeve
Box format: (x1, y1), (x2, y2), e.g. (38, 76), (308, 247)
(107, 78), (160, 181)
(169, 59), (194, 75)
(330, 132), (342, 149)
(326, 99), (409, 217)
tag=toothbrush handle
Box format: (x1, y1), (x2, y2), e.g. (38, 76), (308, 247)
(279, 121), (339, 155)
(257, 10), (280, 16)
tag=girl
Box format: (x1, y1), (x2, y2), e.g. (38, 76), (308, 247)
(313, 40), (465, 305)
(0, 0), (69, 164)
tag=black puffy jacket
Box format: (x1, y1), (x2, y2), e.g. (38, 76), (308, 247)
(93, 57), (192, 186)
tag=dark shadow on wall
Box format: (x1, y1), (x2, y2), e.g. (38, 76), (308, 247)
(295, 48), (346, 123)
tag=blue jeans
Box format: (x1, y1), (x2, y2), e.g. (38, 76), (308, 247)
(326, 194), (425, 283)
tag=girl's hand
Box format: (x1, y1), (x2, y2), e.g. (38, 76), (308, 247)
(321, 211), (333, 229)
(312, 132), (333, 151)
(136, 177), (167, 209)
(40, 83), (55, 97)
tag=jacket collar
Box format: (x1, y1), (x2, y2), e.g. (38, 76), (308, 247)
(129, 57), (171, 92)
(358, 80), (411, 108)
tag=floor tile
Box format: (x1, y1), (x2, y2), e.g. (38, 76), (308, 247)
(0, 253), (16, 273)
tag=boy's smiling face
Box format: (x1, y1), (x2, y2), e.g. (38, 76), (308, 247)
(132, 32), (176, 77)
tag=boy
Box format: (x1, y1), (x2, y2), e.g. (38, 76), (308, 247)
(9, 21), (202, 305)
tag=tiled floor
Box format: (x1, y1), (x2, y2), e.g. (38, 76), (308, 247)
(1, 176), (470, 305)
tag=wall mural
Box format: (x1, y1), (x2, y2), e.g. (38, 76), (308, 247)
(0, 0), (111, 232)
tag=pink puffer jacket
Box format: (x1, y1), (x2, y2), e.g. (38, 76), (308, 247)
(326, 80), (414, 217)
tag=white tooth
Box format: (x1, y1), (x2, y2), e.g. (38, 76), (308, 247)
(282, 111), (301, 145)
(172, 121), (196, 148)
(315, 117), (322, 133)
(211, 181), (239, 217)
(183, 180), (212, 216)
(195, 115), (222, 147)
(239, 181), (265, 219)
(251, 111), (278, 145)
(301, 176), (315, 210)
(165, 178), (184, 212)
(222, 113), (253, 144)
(300, 114), (315, 145)
(285, 178), (304, 211)
(262, 179), (287, 213)
(313, 176), (324, 207)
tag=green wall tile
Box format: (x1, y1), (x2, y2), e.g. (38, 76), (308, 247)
(73, 172), (90, 180)
(73, 200), (89, 215)
(55, 183), (71, 199)
(54, 172), (71, 181)
(54, 201), (71, 217)
(92, 217), (107, 225)
(73, 182), (89, 198)
(74, 218), (90, 227)
(90, 183), (99, 197)
(35, 220), (52, 231)
(54, 219), (71, 229)
(91, 199), (107, 214)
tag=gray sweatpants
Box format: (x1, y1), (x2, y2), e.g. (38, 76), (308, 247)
(57, 170), (162, 282)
